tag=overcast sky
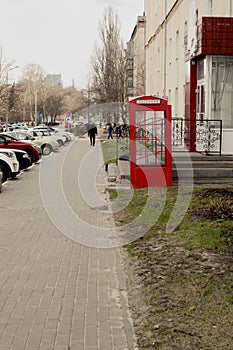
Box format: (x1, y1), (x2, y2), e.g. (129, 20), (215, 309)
(0, 0), (144, 88)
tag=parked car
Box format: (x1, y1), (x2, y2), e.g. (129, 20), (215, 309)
(32, 126), (75, 143)
(26, 130), (60, 155)
(2, 131), (34, 142)
(10, 149), (31, 170)
(1, 132), (52, 157)
(1, 132), (42, 158)
(0, 149), (20, 182)
(30, 129), (66, 147)
(0, 135), (41, 164)
(56, 129), (75, 141)
(49, 126), (75, 142)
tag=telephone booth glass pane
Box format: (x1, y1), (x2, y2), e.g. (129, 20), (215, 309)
(135, 110), (166, 166)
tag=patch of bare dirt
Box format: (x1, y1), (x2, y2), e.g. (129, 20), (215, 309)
(122, 234), (233, 349)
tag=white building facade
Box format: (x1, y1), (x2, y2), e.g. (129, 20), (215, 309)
(144, 0), (233, 154)
(125, 16), (146, 100)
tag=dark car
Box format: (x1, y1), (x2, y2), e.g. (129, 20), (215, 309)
(11, 149), (31, 170)
(0, 135), (41, 164)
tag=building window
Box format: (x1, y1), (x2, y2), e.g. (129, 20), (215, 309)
(168, 89), (172, 103)
(127, 79), (133, 88)
(211, 56), (233, 128)
(184, 21), (188, 50)
(169, 38), (172, 64)
(176, 30), (179, 59)
(157, 47), (160, 73)
(175, 88), (179, 116)
(197, 58), (206, 80)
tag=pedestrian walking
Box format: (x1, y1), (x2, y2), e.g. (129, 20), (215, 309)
(107, 123), (114, 139)
(116, 124), (124, 139)
(88, 123), (98, 146)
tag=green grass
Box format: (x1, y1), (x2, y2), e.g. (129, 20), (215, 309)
(101, 138), (129, 165)
(113, 185), (233, 349)
(111, 186), (233, 253)
(101, 139), (117, 164)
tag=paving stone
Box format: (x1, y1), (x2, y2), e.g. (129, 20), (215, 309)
(0, 139), (137, 350)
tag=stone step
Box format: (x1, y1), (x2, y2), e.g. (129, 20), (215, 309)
(173, 154), (233, 162)
(172, 167), (233, 179)
(107, 163), (116, 182)
(173, 177), (233, 184)
(173, 160), (233, 168)
(116, 158), (233, 185)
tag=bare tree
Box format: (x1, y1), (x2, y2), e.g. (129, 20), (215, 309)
(89, 6), (125, 105)
(63, 86), (86, 115)
(19, 64), (45, 125)
(42, 84), (65, 124)
(0, 48), (20, 119)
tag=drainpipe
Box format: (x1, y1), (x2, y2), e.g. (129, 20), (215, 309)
(208, 0), (213, 16)
(163, 0), (167, 97)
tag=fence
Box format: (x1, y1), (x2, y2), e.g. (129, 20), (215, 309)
(172, 118), (222, 156)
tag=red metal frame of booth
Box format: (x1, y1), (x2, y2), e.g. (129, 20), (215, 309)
(129, 95), (172, 188)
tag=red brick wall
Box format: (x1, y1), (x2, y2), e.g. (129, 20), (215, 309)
(200, 17), (233, 56)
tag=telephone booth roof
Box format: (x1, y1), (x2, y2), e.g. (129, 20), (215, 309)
(129, 95), (168, 106)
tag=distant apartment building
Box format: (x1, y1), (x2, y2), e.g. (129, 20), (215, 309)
(143, 0), (233, 154)
(125, 41), (134, 98)
(45, 73), (62, 86)
(125, 15), (146, 100)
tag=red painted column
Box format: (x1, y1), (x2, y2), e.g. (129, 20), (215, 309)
(189, 59), (197, 151)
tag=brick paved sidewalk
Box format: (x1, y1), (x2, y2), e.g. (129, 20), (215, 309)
(0, 138), (137, 350)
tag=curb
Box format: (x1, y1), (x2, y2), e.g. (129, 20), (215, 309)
(0, 170), (2, 193)
(107, 163), (116, 182)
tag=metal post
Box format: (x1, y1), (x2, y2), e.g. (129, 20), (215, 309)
(116, 133), (119, 165)
(34, 88), (38, 126)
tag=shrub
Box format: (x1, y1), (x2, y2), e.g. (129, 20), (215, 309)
(203, 197), (233, 220)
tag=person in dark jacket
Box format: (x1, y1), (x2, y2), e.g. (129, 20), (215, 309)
(88, 123), (98, 146)
(107, 123), (114, 139)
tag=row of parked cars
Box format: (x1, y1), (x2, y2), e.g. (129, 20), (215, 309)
(0, 124), (75, 188)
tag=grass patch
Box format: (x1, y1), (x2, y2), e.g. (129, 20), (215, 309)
(101, 139), (117, 164)
(101, 138), (129, 165)
(117, 185), (233, 350)
(112, 186), (233, 253)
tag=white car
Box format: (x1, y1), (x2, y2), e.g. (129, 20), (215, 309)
(32, 126), (75, 143)
(31, 127), (68, 146)
(28, 130), (61, 154)
(0, 149), (20, 183)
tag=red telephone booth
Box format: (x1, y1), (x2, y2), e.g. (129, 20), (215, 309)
(129, 95), (172, 188)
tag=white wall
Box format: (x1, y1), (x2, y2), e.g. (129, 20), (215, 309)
(222, 129), (233, 154)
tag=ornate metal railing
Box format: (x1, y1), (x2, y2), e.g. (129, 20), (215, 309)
(172, 118), (222, 156)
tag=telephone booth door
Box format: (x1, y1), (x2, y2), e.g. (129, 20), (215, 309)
(129, 95), (172, 188)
